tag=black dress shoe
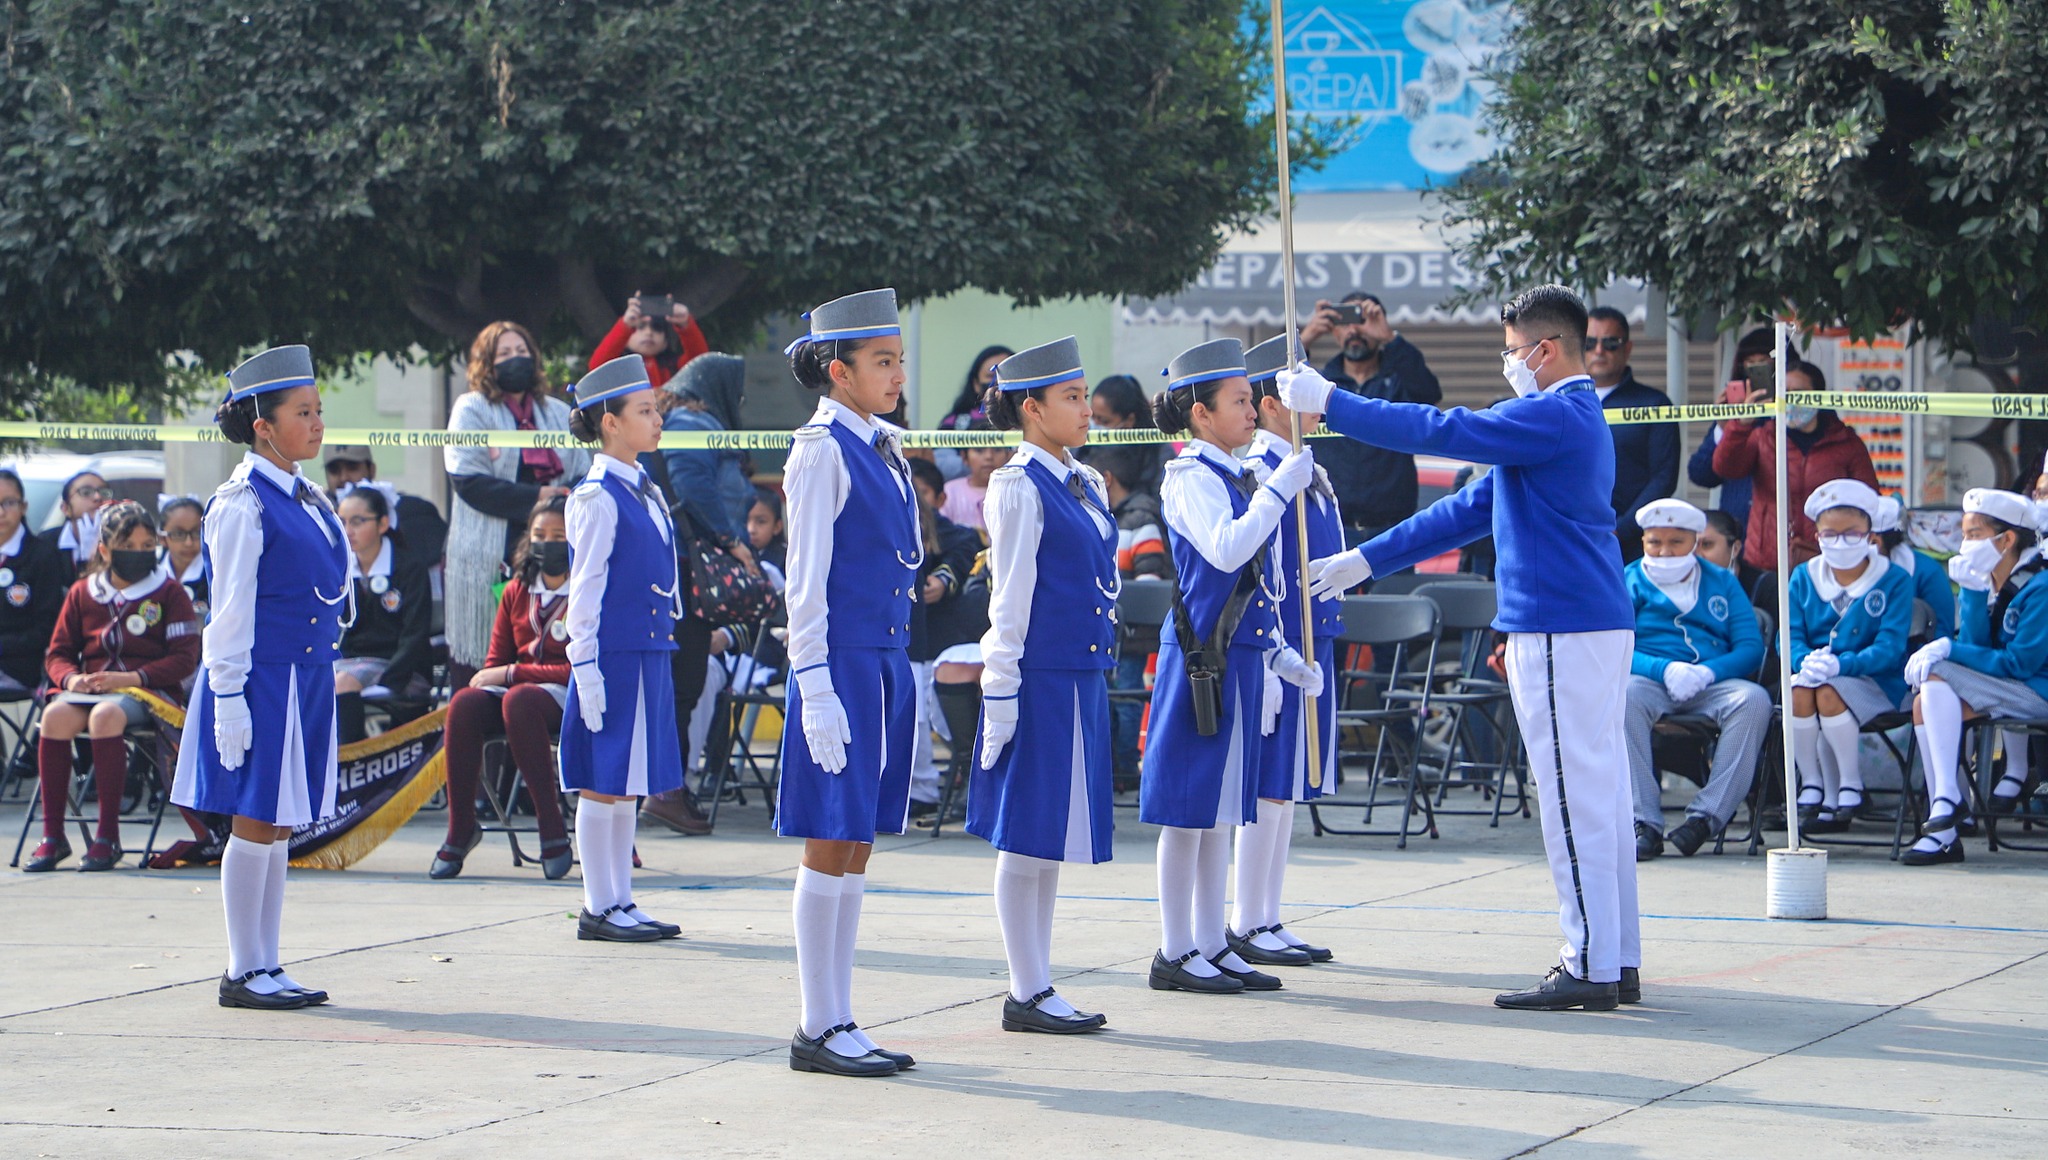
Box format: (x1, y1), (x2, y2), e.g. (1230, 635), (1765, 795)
(1494, 965), (1619, 1011)
(1268, 924), (1333, 962)
(1227, 927), (1313, 967)
(268, 969), (329, 1006)
(1666, 816), (1713, 857)
(844, 1024), (915, 1067)
(624, 906), (681, 938)
(1635, 822), (1664, 861)
(1147, 949), (1245, 994)
(789, 1024), (896, 1076)
(78, 839), (123, 872)
(22, 837), (71, 873)
(1901, 838), (1966, 866)
(540, 841), (574, 880)
(907, 799), (939, 820)
(576, 907), (665, 942)
(1209, 953), (1282, 991)
(1002, 988), (1108, 1034)
(219, 970), (309, 1010)
(428, 827), (483, 879)
(1796, 788), (1825, 824)
(1619, 967), (1641, 1005)
(1921, 797), (1962, 837)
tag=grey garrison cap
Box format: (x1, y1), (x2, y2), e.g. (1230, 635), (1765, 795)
(571, 354), (653, 411)
(226, 345), (316, 402)
(994, 336), (1085, 392)
(1163, 338), (1246, 392)
(784, 288), (901, 356)
(1244, 335), (1304, 384)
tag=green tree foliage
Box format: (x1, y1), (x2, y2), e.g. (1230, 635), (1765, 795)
(1443, 0), (2048, 344)
(0, 0), (1325, 403)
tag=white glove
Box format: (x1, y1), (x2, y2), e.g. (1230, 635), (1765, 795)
(574, 665), (606, 734)
(1949, 553), (1992, 592)
(1798, 649), (1841, 684)
(1272, 646), (1324, 696)
(1263, 448), (1315, 500)
(1277, 365), (1336, 414)
(1905, 637), (1952, 687)
(1662, 661), (1714, 703)
(979, 696), (1018, 770)
(1261, 666), (1282, 736)
(1308, 549), (1373, 600)
(801, 687), (853, 774)
(213, 693), (252, 771)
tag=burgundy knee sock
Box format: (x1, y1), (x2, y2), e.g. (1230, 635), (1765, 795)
(37, 737), (71, 842)
(442, 689), (492, 846)
(91, 736), (128, 844)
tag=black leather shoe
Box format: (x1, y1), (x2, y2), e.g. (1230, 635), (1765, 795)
(1210, 953), (1283, 991)
(1921, 797), (1962, 837)
(1635, 821), (1664, 861)
(1002, 988), (1108, 1034)
(1619, 967), (1641, 1005)
(789, 1024), (896, 1076)
(1494, 965), (1619, 1011)
(1226, 926), (1313, 967)
(624, 906), (681, 938)
(79, 839), (123, 872)
(428, 827), (483, 880)
(1268, 924), (1333, 962)
(540, 841), (574, 880)
(219, 970), (309, 1010)
(576, 907), (664, 942)
(22, 837), (71, 873)
(845, 1023), (915, 1068)
(1901, 838), (1966, 866)
(1148, 949), (1245, 994)
(1666, 816), (1713, 857)
(268, 969), (329, 1006)
(1796, 787), (1825, 824)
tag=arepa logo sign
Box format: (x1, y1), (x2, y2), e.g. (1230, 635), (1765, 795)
(1284, 6), (1403, 121)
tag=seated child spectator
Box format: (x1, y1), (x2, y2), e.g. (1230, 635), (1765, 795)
(907, 457), (989, 817)
(333, 485), (434, 743)
(1875, 494), (1956, 644)
(940, 421), (1005, 533)
(1699, 509), (1743, 574)
(158, 496), (210, 620)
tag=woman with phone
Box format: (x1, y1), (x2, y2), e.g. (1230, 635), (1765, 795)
(1711, 359), (1877, 588)
(588, 292), (710, 390)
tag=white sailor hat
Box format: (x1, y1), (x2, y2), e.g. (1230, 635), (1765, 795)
(1244, 335), (1305, 385)
(783, 288), (900, 357)
(570, 354), (652, 411)
(225, 345), (316, 403)
(1635, 498), (1706, 534)
(994, 337), (1084, 392)
(1163, 338), (1246, 392)
(1963, 488), (2036, 530)
(1872, 495), (1903, 534)
(1802, 478), (1883, 522)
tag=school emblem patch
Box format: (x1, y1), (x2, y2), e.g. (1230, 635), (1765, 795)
(6, 584), (27, 607)
(1862, 588), (1888, 618)
(141, 600), (161, 626)
(1707, 595), (1730, 621)
(125, 613), (149, 635)
(380, 590), (402, 613)
(548, 617), (569, 642)
(2006, 607), (2022, 637)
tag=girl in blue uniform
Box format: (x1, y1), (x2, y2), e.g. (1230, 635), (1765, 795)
(559, 355), (685, 944)
(778, 289), (922, 1076)
(968, 337), (1118, 1035)
(1902, 488), (2048, 865)
(1234, 335), (1340, 967)
(1142, 338), (1315, 996)
(1786, 480), (1915, 832)
(171, 346), (347, 1011)
(1875, 495), (1956, 644)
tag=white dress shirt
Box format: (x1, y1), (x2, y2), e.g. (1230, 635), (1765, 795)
(979, 442), (1115, 702)
(1161, 438), (1287, 575)
(347, 537), (394, 584)
(783, 398), (911, 698)
(202, 453), (339, 697)
(564, 454), (672, 670)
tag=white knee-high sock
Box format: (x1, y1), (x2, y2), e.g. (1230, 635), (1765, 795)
(995, 852), (1049, 1004)
(793, 867), (862, 1054)
(1998, 730), (2030, 797)
(1230, 813), (1273, 937)
(833, 870), (865, 1027)
(1791, 714), (1824, 804)
(1819, 712), (1863, 800)
(1262, 800), (1296, 938)
(1920, 683), (1965, 832)
(1156, 826), (1217, 976)
(608, 800), (645, 918)
(1032, 858), (1075, 1016)
(1194, 827), (1244, 969)
(221, 837), (283, 994)
(576, 800), (635, 924)
(259, 839), (314, 991)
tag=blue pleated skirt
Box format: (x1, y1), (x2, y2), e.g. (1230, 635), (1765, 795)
(1258, 637), (1338, 802)
(967, 668), (1114, 863)
(777, 646), (915, 841)
(1139, 641), (1264, 829)
(172, 661), (338, 826)
(560, 649), (683, 797)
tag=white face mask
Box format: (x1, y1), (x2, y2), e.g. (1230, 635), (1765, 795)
(1819, 540), (1873, 571)
(1502, 351), (1542, 398)
(1641, 553), (1697, 585)
(1956, 536), (2004, 581)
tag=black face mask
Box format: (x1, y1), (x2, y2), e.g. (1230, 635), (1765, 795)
(110, 548), (157, 584)
(1342, 339), (1378, 363)
(533, 540), (570, 577)
(496, 356), (537, 394)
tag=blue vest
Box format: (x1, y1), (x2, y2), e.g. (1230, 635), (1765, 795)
(575, 470), (681, 653)
(1017, 459), (1119, 670)
(235, 470), (348, 665)
(1167, 455), (1279, 649)
(817, 420), (920, 649)
(1258, 445), (1344, 645)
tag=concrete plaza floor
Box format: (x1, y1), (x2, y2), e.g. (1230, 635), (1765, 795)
(3, 787), (2046, 1158)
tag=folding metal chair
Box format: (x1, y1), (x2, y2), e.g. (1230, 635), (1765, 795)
(1307, 595), (1441, 847)
(1401, 580), (1526, 825)
(1365, 571), (1485, 597)
(1969, 716), (2048, 853)
(697, 612), (786, 828)
(0, 692), (40, 801)
(471, 732), (576, 870)
(1789, 599), (1934, 859)
(10, 720), (174, 868)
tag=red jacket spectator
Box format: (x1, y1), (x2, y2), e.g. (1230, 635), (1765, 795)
(588, 316), (709, 390)
(45, 570), (200, 698)
(483, 577), (571, 686)
(1712, 411), (1878, 573)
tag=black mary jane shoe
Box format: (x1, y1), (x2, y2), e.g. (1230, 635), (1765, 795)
(1901, 837), (1966, 867)
(1920, 797), (1962, 838)
(78, 839), (123, 872)
(1494, 965), (1618, 1012)
(1808, 792), (1866, 835)
(539, 841), (574, 881)
(1148, 949), (1245, 994)
(845, 1023), (916, 1067)
(1226, 926), (1313, 967)
(268, 969), (329, 1006)
(1619, 967), (1641, 1006)
(789, 1024), (897, 1076)
(623, 906), (681, 939)
(576, 906), (664, 943)
(1267, 924), (1333, 962)
(1795, 788), (1826, 825)
(219, 970), (309, 1011)
(428, 827), (483, 880)
(22, 837), (72, 873)
(1209, 953), (1283, 992)
(1002, 988), (1108, 1035)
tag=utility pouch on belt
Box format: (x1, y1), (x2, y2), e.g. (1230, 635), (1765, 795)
(1169, 554), (1264, 738)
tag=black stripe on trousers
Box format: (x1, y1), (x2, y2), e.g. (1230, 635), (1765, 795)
(1542, 634), (1593, 978)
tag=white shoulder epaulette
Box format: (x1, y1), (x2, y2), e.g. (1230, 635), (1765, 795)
(989, 463), (1028, 481)
(1164, 456), (1201, 472)
(791, 424), (831, 444)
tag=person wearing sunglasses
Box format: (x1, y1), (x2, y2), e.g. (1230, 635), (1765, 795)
(1586, 308), (1678, 563)
(39, 471), (112, 579)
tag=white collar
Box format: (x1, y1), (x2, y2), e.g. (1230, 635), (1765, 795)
(1182, 438), (1245, 474)
(1011, 440), (1075, 480)
(533, 572), (568, 604)
(1546, 374), (1596, 394)
(178, 553), (206, 583)
(1249, 428), (1291, 460)
(591, 452), (647, 485)
(1808, 551), (1892, 603)
(349, 537), (394, 581)
(0, 524), (23, 558)
(244, 451), (312, 497)
(811, 397), (887, 443)
(88, 565), (170, 604)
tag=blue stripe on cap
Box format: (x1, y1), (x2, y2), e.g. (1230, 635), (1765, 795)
(998, 366), (1085, 391)
(1167, 366), (1246, 391)
(810, 323), (901, 342)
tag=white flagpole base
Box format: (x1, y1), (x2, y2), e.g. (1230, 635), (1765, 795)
(1765, 847), (1829, 920)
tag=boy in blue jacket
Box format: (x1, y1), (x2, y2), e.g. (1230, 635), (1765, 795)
(1623, 500), (1771, 860)
(1282, 285), (1640, 1012)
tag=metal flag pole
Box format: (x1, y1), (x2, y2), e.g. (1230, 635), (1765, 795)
(1768, 318), (1827, 918)
(1268, 0), (1322, 790)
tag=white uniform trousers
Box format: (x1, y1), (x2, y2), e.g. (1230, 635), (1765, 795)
(1506, 629), (1640, 985)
